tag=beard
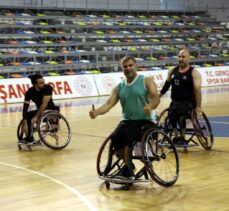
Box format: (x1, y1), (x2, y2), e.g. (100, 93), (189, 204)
(179, 61), (188, 68)
(124, 71), (137, 82)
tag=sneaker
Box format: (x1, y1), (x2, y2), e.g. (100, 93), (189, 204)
(19, 136), (35, 144)
(115, 165), (133, 179)
(175, 137), (188, 146)
(18, 139), (28, 144)
(26, 136), (35, 143)
(172, 137), (180, 144)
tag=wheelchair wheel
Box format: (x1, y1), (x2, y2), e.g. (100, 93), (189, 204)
(37, 111), (71, 150)
(97, 136), (124, 177)
(17, 120), (40, 143)
(192, 111), (214, 150)
(141, 128), (179, 187)
(157, 108), (174, 139)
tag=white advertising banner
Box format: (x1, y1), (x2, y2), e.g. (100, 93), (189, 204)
(94, 70), (168, 96)
(140, 70), (168, 89)
(93, 72), (124, 96)
(0, 75), (98, 104)
(0, 66), (229, 104)
(197, 66), (229, 86)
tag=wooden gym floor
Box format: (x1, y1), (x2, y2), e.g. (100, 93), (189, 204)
(0, 85), (229, 211)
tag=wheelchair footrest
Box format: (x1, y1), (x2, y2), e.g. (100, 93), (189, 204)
(100, 175), (150, 184)
(174, 142), (198, 148)
(18, 140), (42, 146)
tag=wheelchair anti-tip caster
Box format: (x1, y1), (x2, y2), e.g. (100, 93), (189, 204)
(105, 181), (110, 189)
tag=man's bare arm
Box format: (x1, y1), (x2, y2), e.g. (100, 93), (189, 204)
(89, 87), (119, 119)
(145, 76), (160, 110)
(192, 69), (202, 112)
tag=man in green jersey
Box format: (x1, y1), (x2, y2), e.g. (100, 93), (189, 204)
(89, 56), (160, 179)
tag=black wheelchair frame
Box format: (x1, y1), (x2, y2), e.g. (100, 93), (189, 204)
(157, 108), (214, 151)
(97, 127), (180, 189)
(17, 110), (71, 150)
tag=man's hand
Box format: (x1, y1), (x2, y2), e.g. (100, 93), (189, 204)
(22, 121), (28, 135)
(89, 104), (97, 119)
(31, 116), (39, 124)
(143, 102), (151, 116)
(195, 107), (202, 116)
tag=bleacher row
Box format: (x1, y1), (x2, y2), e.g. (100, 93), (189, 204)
(0, 9), (228, 78)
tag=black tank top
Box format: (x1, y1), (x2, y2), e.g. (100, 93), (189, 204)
(170, 66), (195, 102)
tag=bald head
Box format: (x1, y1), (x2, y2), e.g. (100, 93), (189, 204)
(178, 49), (190, 68)
(179, 49), (190, 57)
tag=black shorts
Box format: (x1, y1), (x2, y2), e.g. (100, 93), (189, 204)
(110, 120), (157, 151)
(168, 101), (194, 128)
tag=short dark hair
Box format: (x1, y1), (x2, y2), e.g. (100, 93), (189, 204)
(121, 56), (136, 66)
(28, 74), (43, 85)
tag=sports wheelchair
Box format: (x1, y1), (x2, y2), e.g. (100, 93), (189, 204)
(157, 108), (214, 152)
(17, 110), (71, 150)
(96, 124), (179, 189)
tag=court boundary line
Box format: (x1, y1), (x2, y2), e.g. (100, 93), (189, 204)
(209, 121), (229, 124)
(208, 115), (229, 117)
(73, 132), (106, 138)
(0, 161), (97, 211)
(212, 149), (229, 153)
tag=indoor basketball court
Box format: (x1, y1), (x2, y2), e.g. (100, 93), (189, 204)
(0, 85), (228, 211)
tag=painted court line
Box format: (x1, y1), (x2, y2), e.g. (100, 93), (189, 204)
(0, 161), (97, 211)
(209, 121), (229, 125)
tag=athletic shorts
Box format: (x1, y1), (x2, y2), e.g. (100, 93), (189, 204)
(110, 120), (157, 151)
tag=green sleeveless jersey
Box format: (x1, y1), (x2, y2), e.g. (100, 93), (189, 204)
(118, 74), (152, 121)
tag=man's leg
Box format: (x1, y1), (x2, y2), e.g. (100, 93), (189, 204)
(116, 146), (134, 172)
(19, 110), (37, 144)
(112, 121), (141, 178)
(123, 122), (144, 175)
(123, 146), (129, 165)
(179, 116), (186, 137)
(110, 121), (126, 151)
(176, 116), (187, 145)
(26, 110), (37, 142)
(168, 107), (180, 143)
(176, 103), (193, 145)
(110, 121), (130, 170)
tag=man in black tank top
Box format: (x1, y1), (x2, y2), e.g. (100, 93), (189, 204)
(160, 50), (202, 145)
(20, 74), (58, 143)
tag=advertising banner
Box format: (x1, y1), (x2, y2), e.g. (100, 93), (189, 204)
(0, 75), (98, 104)
(0, 66), (229, 104)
